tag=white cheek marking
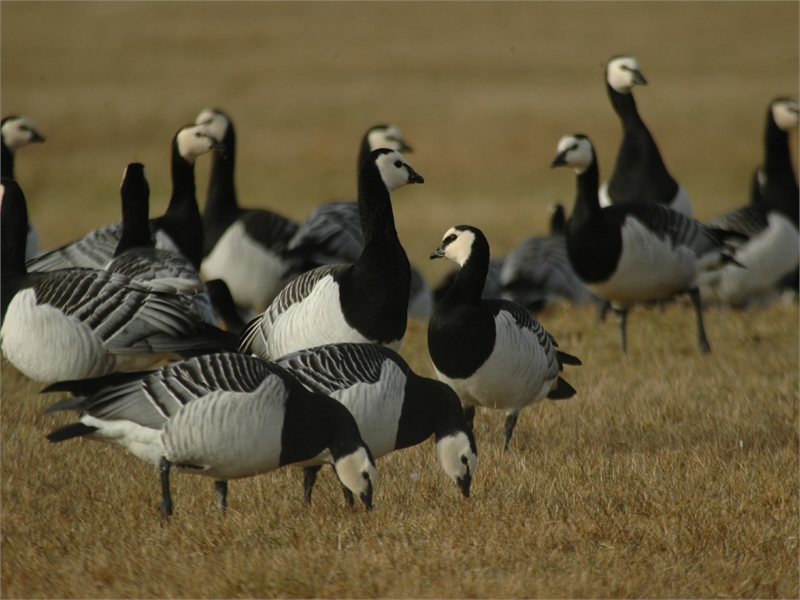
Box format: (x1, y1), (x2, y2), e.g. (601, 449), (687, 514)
(436, 432), (476, 484)
(587, 216), (696, 306)
(201, 221), (289, 313)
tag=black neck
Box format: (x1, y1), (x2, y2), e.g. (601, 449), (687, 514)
(762, 112), (799, 223)
(567, 158), (603, 230)
(1, 179), (29, 319)
(203, 125), (239, 225)
(357, 132), (372, 176)
(357, 162), (397, 244)
(1, 142), (13, 179)
(115, 181), (154, 257)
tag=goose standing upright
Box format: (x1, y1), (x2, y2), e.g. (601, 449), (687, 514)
(599, 56), (693, 217)
(698, 98), (799, 305)
(2, 115), (45, 259)
(1, 179), (238, 385)
(499, 204), (598, 311)
(26, 123), (222, 272)
(276, 343), (477, 502)
(551, 134), (745, 353)
(105, 163), (216, 325)
(428, 225), (581, 453)
(195, 109), (300, 313)
(44, 352), (377, 515)
(239, 149), (424, 359)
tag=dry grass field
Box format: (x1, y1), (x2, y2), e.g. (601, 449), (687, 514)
(2, 2), (799, 598)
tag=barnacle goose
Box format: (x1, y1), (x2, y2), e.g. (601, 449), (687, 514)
(428, 225), (581, 453)
(698, 98), (799, 305)
(26, 123), (222, 272)
(43, 352), (377, 515)
(195, 109), (300, 313)
(239, 149), (424, 359)
(551, 134), (746, 353)
(205, 279), (248, 336)
(105, 163), (216, 325)
(599, 56), (693, 217)
(276, 343), (478, 501)
(0, 178), (238, 385)
(499, 204), (599, 311)
(2, 115), (45, 259)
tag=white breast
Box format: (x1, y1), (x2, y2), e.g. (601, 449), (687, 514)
(435, 310), (556, 412)
(201, 221), (289, 313)
(161, 374), (288, 480)
(588, 216), (696, 306)
(264, 275), (372, 359)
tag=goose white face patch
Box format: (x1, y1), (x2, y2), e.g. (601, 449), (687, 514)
(2, 116), (42, 151)
(368, 126), (407, 153)
(334, 447), (377, 505)
(195, 109), (230, 145)
(556, 135), (594, 174)
(772, 99), (800, 131)
(374, 150), (415, 193)
(176, 124), (218, 164)
(440, 227), (476, 267)
(435, 431), (478, 486)
(606, 56), (644, 93)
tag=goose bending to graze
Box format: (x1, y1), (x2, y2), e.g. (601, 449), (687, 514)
(2, 115), (45, 259)
(27, 123), (222, 272)
(1, 179), (238, 385)
(239, 149), (424, 359)
(195, 109), (299, 313)
(43, 352), (377, 515)
(428, 225), (581, 453)
(499, 204), (599, 311)
(599, 56), (693, 217)
(698, 98), (799, 305)
(276, 343), (477, 502)
(551, 134), (746, 353)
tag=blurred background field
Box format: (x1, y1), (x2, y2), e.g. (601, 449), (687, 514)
(2, 2), (798, 598)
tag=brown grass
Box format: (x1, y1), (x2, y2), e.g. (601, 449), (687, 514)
(1, 2), (799, 598)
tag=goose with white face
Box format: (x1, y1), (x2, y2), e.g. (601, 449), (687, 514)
(176, 124), (224, 164)
(430, 226), (476, 266)
(367, 125), (412, 154)
(435, 432), (478, 497)
(772, 98), (800, 131)
(194, 108), (230, 145)
(552, 135), (595, 174)
(606, 55), (647, 93)
(2, 116), (45, 152)
(333, 447), (378, 510)
(374, 150), (424, 192)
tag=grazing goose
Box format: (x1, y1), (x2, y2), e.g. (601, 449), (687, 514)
(26, 123), (222, 272)
(599, 56), (693, 217)
(43, 352), (377, 515)
(551, 134), (745, 353)
(239, 149), (424, 359)
(105, 163), (216, 325)
(428, 225), (581, 453)
(195, 109), (300, 313)
(0, 178), (237, 385)
(276, 343), (478, 502)
(698, 98), (799, 305)
(499, 204), (598, 311)
(2, 115), (45, 259)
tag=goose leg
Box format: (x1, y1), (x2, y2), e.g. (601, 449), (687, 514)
(614, 307), (628, 353)
(502, 412), (519, 453)
(688, 286), (711, 354)
(463, 405), (476, 431)
(304, 466), (322, 504)
(215, 480), (228, 513)
(159, 457), (173, 517)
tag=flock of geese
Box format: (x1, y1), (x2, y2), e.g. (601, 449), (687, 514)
(2, 55), (797, 516)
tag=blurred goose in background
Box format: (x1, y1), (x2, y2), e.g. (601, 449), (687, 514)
(239, 149), (424, 360)
(44, 352), (377, 515)
(599, 55), (693, 217)
(2, 115), (45, 259)
(551, 134), (746, 353)
(283, 125), (434, 320)
(26, 123), (222, 272)
(499, 203), (600, 311)
(1, 178), (238, 385)
(195, 108), (299, 314)
(276, 343), (478, 502)
(698, 97), (799, 305)
(428, 225), (581, 453)
(105, 163), (216, 325)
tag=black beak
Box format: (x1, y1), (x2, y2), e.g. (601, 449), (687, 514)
(632, 70), (647, 85)
(399, 141), (413, 153)
(31, 131), (45, 144)
(430, 245), (445, 260)
(550, 151), (568, 168)
(360, 479), (373, 511)
(457, 473), (472, 498)
(407, 165), (424, 184)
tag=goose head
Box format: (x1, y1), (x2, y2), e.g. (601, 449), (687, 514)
(435, 429), (478, 498)
(370, 148), (424, 193)
(550, 134), (596, 175)
(771, 98), (800, 131)
(175, 123), (225, 164)
(333, 446), (378, 510)
(195, 108), (232, 146)
(367, 125), (413, 154)
(430, 225), (485, 267)
(606, 55), (647, 93)
(1, 116), (45, 152)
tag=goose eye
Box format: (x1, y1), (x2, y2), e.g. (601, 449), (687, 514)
(446, 234), (457, 244)
(362, 471), (370, 480)
(461, 456), (468, 465)
(394, 160), (402, 168)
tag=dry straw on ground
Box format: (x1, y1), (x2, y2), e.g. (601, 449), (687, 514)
(2, 2), (798, 598)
